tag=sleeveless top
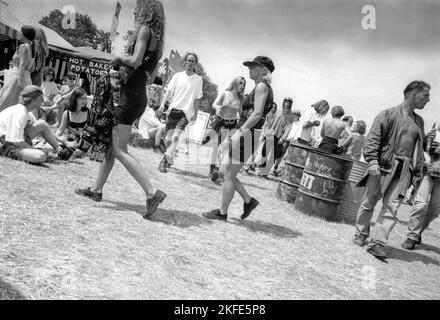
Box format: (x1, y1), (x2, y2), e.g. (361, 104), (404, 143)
(120, 28), (162, 103)
(241, 83), (274, 130)
(67, 110), (89, 129)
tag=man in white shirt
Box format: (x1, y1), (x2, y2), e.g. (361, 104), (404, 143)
(158, 52), (203, 172)
(0, 85), (69, 163)
(296, 100), (329, 146)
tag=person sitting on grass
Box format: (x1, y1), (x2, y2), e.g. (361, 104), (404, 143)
(0, 85), (71, 164)
(318, 105), (353, 155)
(56, 88), (90, 157)
(137, 104), (166, 153)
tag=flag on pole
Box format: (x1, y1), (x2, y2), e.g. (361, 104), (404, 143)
(110, 1), (122, 42)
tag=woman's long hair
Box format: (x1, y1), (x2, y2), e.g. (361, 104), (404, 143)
(225, 76), (246, 101)
(67, 88), (88, 112)
(34, 27), (49, 72)
(134, 0), (165, 53)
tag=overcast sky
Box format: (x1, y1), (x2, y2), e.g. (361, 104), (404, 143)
(7, 0), (440, 130)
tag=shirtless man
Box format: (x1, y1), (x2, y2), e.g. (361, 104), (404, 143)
(353, 81), (429, 260)
(318, 105), (352, 155)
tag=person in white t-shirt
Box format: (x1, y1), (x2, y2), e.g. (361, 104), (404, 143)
(138, 105), (166, 153)
(0, 85), (70, 163)
(297, 100), (329, 146)
(158, 52), (203, 172)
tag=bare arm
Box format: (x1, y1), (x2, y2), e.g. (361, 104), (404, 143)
(191, 99), (202, 122)
(56, 111), (69, 136)
(240, 83), (268, 132)
(18, 44), (31, 87)
(212, 92), (225, 113)
(117, 26), (153, 69)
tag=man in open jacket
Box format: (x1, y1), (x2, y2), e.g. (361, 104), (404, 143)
(353, 81), (430, 260)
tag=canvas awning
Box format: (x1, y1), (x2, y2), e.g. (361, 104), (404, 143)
(0, 2), (23, 41)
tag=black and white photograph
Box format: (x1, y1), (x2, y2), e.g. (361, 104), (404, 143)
(0, 0), (439, 305)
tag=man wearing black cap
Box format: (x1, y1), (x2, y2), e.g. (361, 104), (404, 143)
(0, 85), (70, 163)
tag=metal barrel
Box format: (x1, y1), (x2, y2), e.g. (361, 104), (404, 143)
(276, 142), (316, 203)
(294, 151), (353, 221)
(337, 160), (368, 225)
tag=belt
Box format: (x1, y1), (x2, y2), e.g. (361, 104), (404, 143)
(220, 118), (237, 123)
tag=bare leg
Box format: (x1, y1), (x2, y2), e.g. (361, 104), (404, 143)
(20, 148), (47, 163)
(154, 125), (165, 146)
(165, 129), (183, 163)
(111, 124), (156, 197)
(26, 119), (60, 150)
(220, 163), (252, 215)
(93, 147), (115, 193)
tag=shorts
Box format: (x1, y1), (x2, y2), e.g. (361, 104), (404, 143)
(229, 129), (261, 164)
(0, 141), (22, 160)
(216, 119), (238, 145)
(318, 136), (343, 155)
(165, 109), (189, 132)
(115, 87), (147, 125)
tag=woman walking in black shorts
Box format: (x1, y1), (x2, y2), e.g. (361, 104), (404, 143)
(76, 0), (167, 218)
(203, 56), (275, 221)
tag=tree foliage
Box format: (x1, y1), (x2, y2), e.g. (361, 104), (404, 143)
(195, 63), (218, 113)
(39, 9), (111, 52)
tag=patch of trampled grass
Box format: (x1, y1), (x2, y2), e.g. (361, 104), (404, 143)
(0, 142), (439, 299)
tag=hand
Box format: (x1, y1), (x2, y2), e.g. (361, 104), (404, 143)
(313, 120), (321, 127)
(367, 164), (381, 176)
(158, 104), (165, 113)
(189, 114), (197, 126)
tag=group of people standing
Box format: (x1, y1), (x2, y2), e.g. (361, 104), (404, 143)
(0, 0), (438, 261)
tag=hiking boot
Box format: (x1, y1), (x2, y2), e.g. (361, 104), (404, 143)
(211, 167), (219, 182)
(241, 197), (259, 220)
(353, 234), (368, 247)
(159, 156), (168, 173)
(367, 243), (387, 259)
(75, 187), (103, 202)
(144, 189), (167, 219)
(401, 238), (417, 250)
(203, 209), (227, 221)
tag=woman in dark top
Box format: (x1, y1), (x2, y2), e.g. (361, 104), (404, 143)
(75, 0), (167, 218)
(56, 88), (89, 147)
(204, 56), (275, 221)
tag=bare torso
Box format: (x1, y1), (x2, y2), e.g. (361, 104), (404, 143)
(395, 114), (420, 157)
(218, 91), (241, 120)
(322, 118), (347, 140)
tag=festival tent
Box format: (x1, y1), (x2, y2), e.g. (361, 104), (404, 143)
(1, 3), (111, 88)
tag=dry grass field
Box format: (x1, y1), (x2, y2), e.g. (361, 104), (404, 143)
(1, 142), (439, 300)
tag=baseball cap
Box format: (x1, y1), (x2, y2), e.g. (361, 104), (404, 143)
(21, 85), (43, 99)
(284, 97), (293, 103)
(243, 56), (275, 73)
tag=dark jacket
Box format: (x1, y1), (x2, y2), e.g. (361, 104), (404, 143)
(358, 105), (425, 187)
